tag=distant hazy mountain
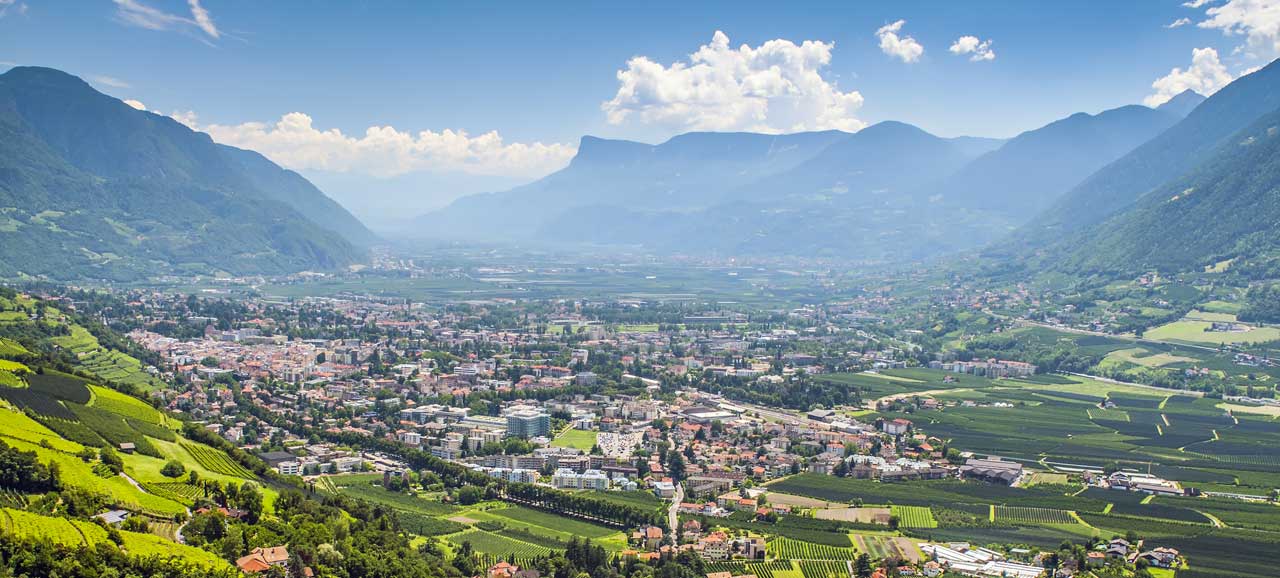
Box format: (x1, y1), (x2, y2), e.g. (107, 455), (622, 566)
(422, 130), (849, 241)
(1056, 105), (1280, 275)
(1019, 60), (1280, 238)
(940, 105), (1180, 218)
(420, 122), (1014, 259)
(1156, 89), (1207, 118)
(0, 66), (373, 280)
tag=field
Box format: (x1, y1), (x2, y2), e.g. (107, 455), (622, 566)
(890, 505), (937, 528)
(768, 536), (859, 560)
(1145, 320), (1280, 346)
(814, 507), (888, 524)
(0, 508), (230, 570)
(551, 428), (598, 451)
(992, 505), (1078, 525)
(446, 528), (554, 561)
(797, 560), (850, 578)
(179, 441), (255, 478)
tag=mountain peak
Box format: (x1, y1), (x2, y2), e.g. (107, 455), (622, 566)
(1157, 89), (1207, 118)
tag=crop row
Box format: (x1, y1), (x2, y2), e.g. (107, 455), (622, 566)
(890, 505), (936, 528)
(798, 560), (849, 578)
(769, 537), (858, 560)
(180, 442), (255, 478)
(992, 505), (1077, 525)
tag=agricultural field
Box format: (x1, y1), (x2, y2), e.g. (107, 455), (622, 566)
(797, 560), (850, 578)
(1145, 319), (1280, 346)
(0, 508), (230, 570)
(992, 505), (1078, 525)
(445, 528), (554, 561)
(890, 505), (937, 528)
(814, 506), (889, 524)
(706, 560), (800, 578)
(551, 428), (598, 451)
(179, 441), (255, 478)
(768, 536), (859, 560)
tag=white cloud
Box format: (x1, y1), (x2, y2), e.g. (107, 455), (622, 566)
(1144, 47), (1235, 106)
(601, 30), (866, 134)
(1183, 0), (1217, 7)
(123, 99), (147, 111)
(948, 35), (995, 61)
(876, 20), (924, 63)
(170, 111), (576, 179)
(0, 0), (28, 18)
(187, 0), (219, 39)
(91, 75), (131, 88)
(112, 0), (219, 40)
(1197, 0), (1280, 59)
(1166, 17), (1193, 28)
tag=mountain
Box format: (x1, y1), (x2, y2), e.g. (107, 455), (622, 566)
(1157, 89), (1207, 118)
(1054, 105), (1280, 275)
(0, 66), (374, 280)
(1018, 59), (1280, 238)
(420, 122), (1007, 259)
(940, 105), (1180, 218)
(421, 130), (849, 241)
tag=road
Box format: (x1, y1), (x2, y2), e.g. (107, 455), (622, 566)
(667, 482), (684, 536)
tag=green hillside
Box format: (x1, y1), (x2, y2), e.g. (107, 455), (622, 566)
(1056, 105), (1280, 276)
(0, 66), (372, 281)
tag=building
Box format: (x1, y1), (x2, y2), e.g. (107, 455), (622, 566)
(959, 457), (1023, 486)
(552, 468), (609, 490)
(506, 408), (551, 438)
(236, 546), (289, 574)
(277, 461), (301, 476)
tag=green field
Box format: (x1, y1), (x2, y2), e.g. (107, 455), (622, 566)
(768, 536), (859, 560)
(551, 428), (598, 451)
(445, 528), (554, 560)
(1145, 320), (1280, 346)
(890, 505), (937, 528)
(0, 508), (230, 570)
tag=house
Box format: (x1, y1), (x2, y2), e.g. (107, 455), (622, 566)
(236, 546), (289, 574)
(1105, 539), (1131, 560)
(93, 510), (130, 525)
(1137, 547), (1180, 568)
(882, 418), (912, 436)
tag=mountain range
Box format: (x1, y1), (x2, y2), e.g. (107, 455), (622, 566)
(417, 89), (1200, 262)
(0, 66), (375, 281)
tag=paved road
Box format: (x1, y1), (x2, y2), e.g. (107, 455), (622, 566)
(667, 482), (684, 536)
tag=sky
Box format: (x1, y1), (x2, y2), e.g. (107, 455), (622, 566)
(2, 0), (1278, 227)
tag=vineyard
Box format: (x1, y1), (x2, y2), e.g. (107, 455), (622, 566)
(706, 560), (797, 578)
(768, 536), (859, 560)
(890, 505), (937, 528)
(180, 442), (255, 478)
(89, 386), (167, 425)
(142, 482), (206, 504)
(446, 528), (553, 559)
(798, 560), (850, 578)
(992, 505), (1078, 525)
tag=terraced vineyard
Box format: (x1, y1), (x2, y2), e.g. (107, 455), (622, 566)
(890, 505), (937, 528)
(768, 536), (858, 560)
(797, 560), (850, 578)
(180, 441), (255, 478)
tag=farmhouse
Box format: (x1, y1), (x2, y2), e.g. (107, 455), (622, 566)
(236, 545), (289, 574)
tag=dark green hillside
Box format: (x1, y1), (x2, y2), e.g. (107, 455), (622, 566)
(1057, 106), (1280, 275)
(1018, 58), (1280, 240)
(0, 66), (372, 280)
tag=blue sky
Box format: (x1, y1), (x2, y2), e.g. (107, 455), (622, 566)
(2, 1), (1275, 224)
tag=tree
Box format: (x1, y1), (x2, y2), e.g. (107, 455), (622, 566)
(160, 460), (186, 478)
(854, 553), (872, 578)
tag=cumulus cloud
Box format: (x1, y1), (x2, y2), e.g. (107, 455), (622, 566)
(601, 30), (866, 133)
(948, 35), (995, 61)
(113, 0), (219, 40)
(1183, 0), (1217, 7)
(1197, 0), (1280, 58)
(170, 111), (576, 179)
(123, 99), (147, 111)
(876, 20), (924, 63)
(1166, 17), (1193, 28)
(1144, 47), (1234, 106)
